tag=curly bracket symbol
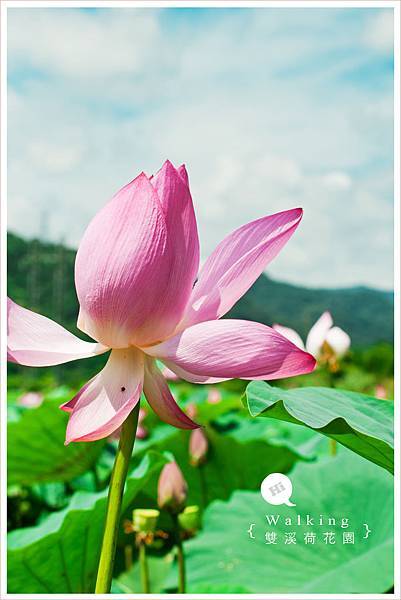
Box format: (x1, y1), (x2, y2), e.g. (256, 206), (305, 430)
(363, 523), (372, 539)
(247, 523), (256, 539)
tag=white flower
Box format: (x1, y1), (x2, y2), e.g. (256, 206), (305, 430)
(273, 311), (350, 359)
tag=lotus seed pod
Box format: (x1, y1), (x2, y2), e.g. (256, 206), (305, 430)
(178, 505), (201, 533)
(132, 508), (160, 534)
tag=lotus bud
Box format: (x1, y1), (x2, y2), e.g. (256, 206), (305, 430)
(207, 388), (222, 404)
(132, 508), (160, 534)
(178, 505), (201, 534)
(136, 425), (148, 440)
(375, 385), (387, 399)
(189, 428), (208, 466)
(17, 391), (43, 408)
(186, 402), (198, 420)
(157, 462), (188, 514)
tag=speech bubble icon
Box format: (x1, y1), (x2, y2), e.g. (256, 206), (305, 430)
(260, 473), (296, 507)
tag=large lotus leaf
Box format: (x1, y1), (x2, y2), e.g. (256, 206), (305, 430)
(213, 412), (327, 459)
(31, 482), (69, 510)
(180, 452), (393, 594)
(113, 553), (174, 594)
(7, 451), (167, 593)
(245, 381), (393, 473)
(7, 398), (105, 486)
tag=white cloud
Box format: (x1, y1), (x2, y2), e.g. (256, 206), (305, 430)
(364, 10), (394, 53)
(28, 140), (84, 173)
(8, 9), (160, 77)
(321, 172), (352, 191)
(6, 7), (394, 289)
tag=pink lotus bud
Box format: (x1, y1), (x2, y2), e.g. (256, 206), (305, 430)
(136, 425), (148, 440)
(375, 385), (387, 399)
(207, 388), (222, 404)
(186, 402), (198, 420)
(157, 462), (187, 514)
(17, 392), (44, 408)
(189, 428), (208, 466)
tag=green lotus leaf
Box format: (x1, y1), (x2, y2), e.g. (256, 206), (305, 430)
(181, 452), (393, 593)
(7, 451), (167, 593)
(7, 398), (105, 486)
(245, 382), (393, 472)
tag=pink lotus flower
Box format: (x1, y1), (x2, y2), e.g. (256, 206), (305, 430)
(273, 311), (350, 359)
(7, 161), (315, 444)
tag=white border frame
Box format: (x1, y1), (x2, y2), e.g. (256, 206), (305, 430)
(1, 1), (399, 599)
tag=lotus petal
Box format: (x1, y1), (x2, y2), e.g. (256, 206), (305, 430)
(180, 208), (303, 328)
(7, 298), (107, 367)
(145, 319), (316, 383)
(65, 348), (144, 443)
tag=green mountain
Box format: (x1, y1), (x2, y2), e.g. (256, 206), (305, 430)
(227, 276), (393, 347)
(7, 231), (393, 351)
(7, 232), (82, 340)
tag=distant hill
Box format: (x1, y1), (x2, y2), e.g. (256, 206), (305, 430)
(7, 232), (393, 349)
(227, 276), (393, 347)
(7, 232), (82, 340)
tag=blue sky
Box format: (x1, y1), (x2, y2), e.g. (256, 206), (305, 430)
(7, 6), (394, 289)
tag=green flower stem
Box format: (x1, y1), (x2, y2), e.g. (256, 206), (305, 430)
(139, 541), (150, 593)
(124, 544), (133, 571)
(172, 513), (186, 593)
(95, 404), (140, 594)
